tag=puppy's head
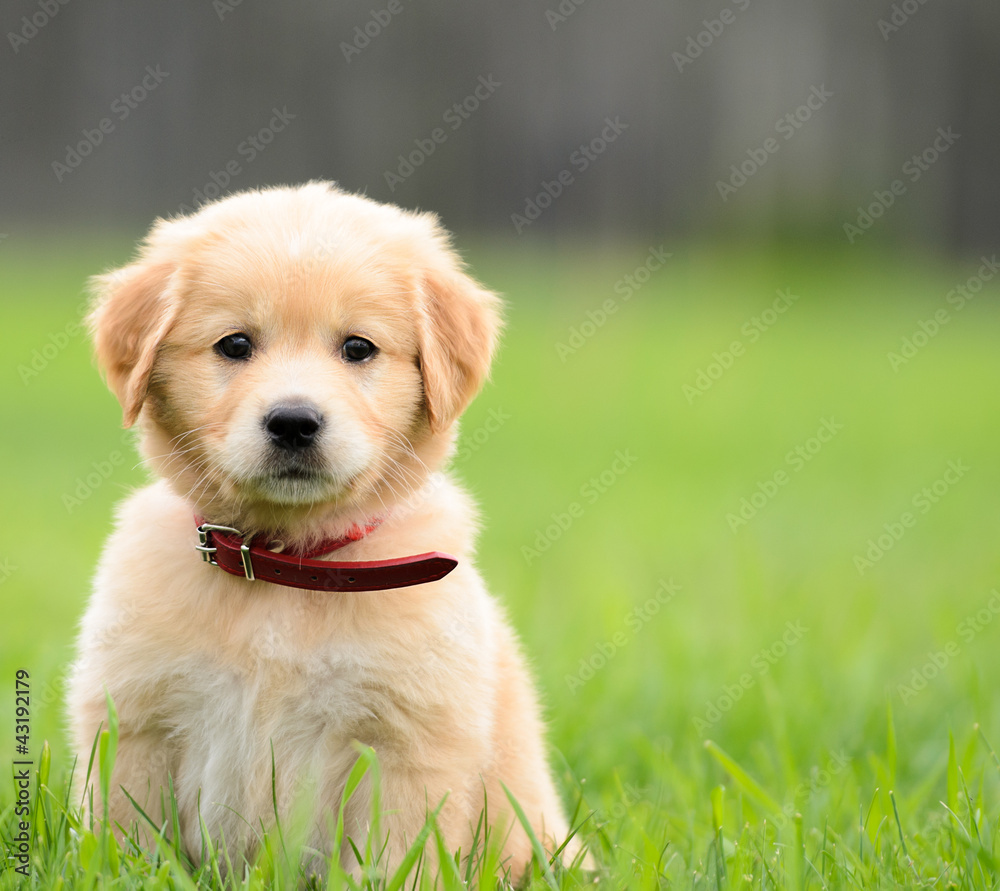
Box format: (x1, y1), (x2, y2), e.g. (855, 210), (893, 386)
(89, 182), (502, 534)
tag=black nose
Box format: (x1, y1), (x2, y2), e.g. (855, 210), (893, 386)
(264, 404), (323, 450)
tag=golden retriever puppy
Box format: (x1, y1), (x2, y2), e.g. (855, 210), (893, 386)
(67, 182), (572, 876)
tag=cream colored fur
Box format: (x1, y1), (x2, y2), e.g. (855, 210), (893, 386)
(67, 183), (571, 877)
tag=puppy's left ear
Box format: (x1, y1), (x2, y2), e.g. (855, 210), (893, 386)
(417, 261), (503, 433)
(87, 260), (178, 427)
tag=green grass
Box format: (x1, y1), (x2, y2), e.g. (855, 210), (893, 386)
(2, 237), (1000, 888)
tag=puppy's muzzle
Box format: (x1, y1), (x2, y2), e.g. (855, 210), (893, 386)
(264, 403), (323, 451)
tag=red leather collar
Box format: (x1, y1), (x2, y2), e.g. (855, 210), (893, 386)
(195, 517), (457, 592)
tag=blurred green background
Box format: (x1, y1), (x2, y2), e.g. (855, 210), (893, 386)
(2, 239), (998, 822)
(3, 2), (1000, 882)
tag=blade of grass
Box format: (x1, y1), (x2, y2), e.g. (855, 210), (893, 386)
(704, 740), (781, 816)
(500, 781), (558, 891)
(384, 799), (446, 891)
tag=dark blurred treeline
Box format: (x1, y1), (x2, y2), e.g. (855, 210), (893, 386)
(1, 0), (998, 251)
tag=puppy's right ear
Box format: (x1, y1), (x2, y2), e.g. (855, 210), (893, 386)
(87, 261), (178, 427)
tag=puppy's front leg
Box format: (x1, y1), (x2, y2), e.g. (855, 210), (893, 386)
(74, 723), (176, 846)
(339, 755), (469, 878)
(109, 731), (178, 836)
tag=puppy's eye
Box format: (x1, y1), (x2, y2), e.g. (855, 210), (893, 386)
(216, 333), (253, 360)
(342, 337), (377, 363)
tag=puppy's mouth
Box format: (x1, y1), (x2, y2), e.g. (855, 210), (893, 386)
(240, 466), (345, 505)
(272, 466), (319, 480)
(226, 448), (348, 504)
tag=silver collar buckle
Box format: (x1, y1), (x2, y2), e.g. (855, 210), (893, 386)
(196, 523), (256, 581)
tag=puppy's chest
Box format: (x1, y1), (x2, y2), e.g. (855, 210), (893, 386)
(181, 606), (394, 735)
(123, 563), (477, 746)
